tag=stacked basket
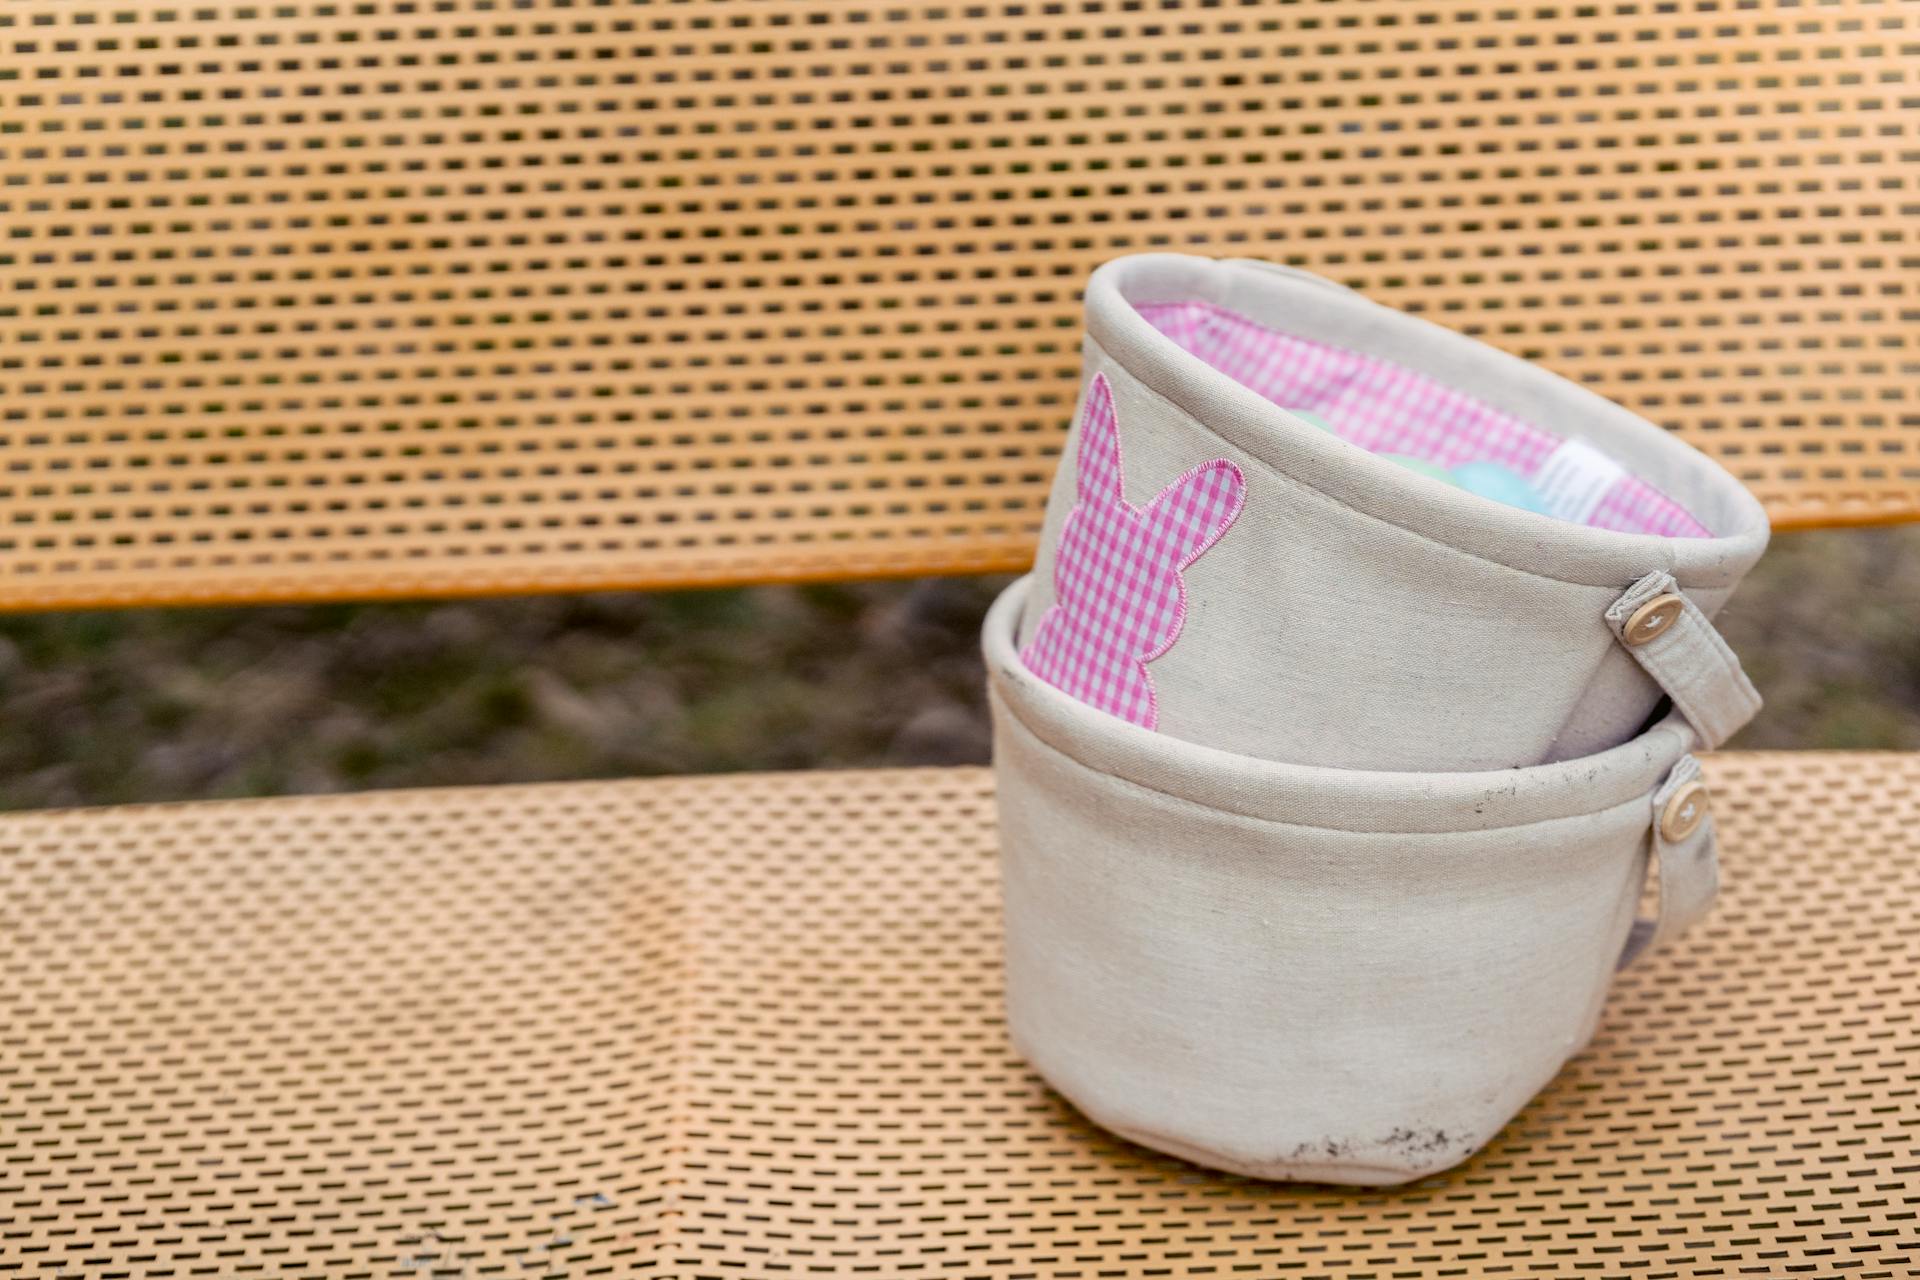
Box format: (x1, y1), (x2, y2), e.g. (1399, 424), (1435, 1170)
(986, 254), (1768, 1185)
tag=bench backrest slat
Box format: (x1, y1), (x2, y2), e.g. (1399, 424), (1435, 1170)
(2, 1), (1912, 610)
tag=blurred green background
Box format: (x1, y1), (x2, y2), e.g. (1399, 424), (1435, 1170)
(1, 524), (1914, 810)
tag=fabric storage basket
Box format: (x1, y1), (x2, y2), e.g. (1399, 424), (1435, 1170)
(986, 577), (1723, 1186)
(1017, 254), (1771, 771)
(989, 254), (1765, 1184)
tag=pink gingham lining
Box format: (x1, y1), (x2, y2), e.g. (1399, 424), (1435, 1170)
(1020, 373), (1246, 729)
(1135, 301), (1710, 539)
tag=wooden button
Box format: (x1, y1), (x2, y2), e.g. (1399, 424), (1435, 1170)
(1660, 779), (1710, 843)
(1624, 593), (1684, 646)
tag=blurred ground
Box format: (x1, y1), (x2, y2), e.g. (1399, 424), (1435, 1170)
(0, 524), (1912, 810)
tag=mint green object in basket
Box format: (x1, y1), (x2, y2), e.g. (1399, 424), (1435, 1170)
(1452, 460), (1551, 515)
(1285, 409), (1551, 514)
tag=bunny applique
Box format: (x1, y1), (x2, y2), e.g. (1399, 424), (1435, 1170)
(1020, 373), (1247, 729)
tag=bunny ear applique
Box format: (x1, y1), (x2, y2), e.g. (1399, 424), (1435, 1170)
(1143, 458), (1247, 570)
(1072, 374), (1127, 505)
(1072, 375), (1246, 552)
(1075, 372), (1246, 572)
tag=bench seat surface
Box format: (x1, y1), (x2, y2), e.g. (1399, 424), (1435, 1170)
(4, 752), (1915, 1277)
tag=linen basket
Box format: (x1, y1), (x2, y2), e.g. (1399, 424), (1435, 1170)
(990, 254), (1764, 1183)
(989, 577), (1727, 1185)
(1016, 253), (1770, 771)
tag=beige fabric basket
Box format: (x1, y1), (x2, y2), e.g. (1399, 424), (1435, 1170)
(987, 577), (1719, 1186)
(988, 255), (1762, 1184)
(1016, 254), (1770, 772)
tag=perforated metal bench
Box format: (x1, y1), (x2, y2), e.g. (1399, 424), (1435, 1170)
(2, 4), (1916, 1276)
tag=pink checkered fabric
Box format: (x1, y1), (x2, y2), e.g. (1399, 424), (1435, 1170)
(1021, 373), (1246, 729)
(1137, 300), (1709, 539)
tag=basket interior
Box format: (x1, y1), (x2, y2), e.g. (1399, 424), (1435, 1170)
(1138, 300), (1710, 538)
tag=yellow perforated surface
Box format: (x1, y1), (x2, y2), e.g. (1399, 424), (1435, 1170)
(3, 752), (1916, 1276)
(1, 2), (1915, 610)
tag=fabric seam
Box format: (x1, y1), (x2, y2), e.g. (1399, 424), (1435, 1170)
(994, 675), (1673, 840)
